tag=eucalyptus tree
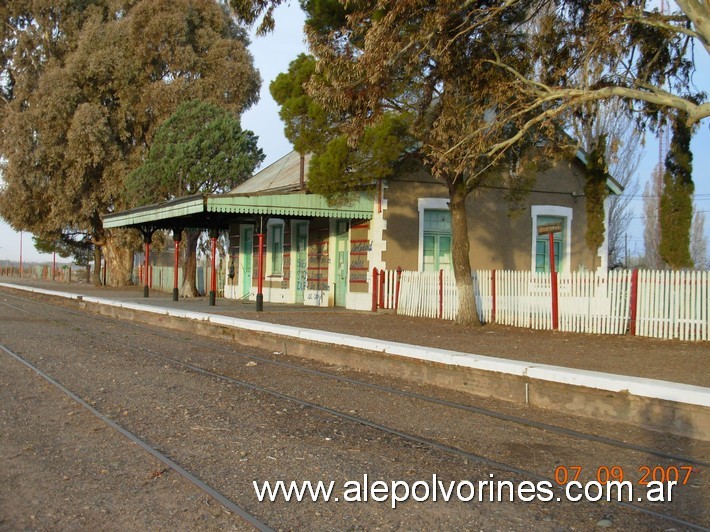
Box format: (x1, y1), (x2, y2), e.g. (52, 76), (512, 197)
(0, 0), (260, 285)
(477, 0), (708, 160)
(302, 1), (546, 325)
(490, 2), (707, 270)
(243, 0), (708, 317)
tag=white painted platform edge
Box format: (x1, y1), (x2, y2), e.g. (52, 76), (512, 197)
(3, 283), (708, 408)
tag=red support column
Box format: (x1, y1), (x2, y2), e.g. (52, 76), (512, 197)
(208, 229), (218, 306)
(371, 268), (379, 312)
(491, 269), (497, 324)
(438, 269), (444, 320)
(549, 232), (558, 330)
(256, 232), (265, 311)
(143, 241), (151, 298)
(172, 231), (181, 302)
(629, 268), (639, 336)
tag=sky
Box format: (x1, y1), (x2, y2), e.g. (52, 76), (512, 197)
(0, 2), (708, 264)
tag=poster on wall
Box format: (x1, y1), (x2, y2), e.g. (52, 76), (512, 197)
(307, 239), (329, 291)
(349, 221), (370, 292)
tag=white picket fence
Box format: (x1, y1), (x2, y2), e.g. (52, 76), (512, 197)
(393, 268), (709, 341)
(636, 270), (709, 341)
(139, 259), (224, 296)
(397, 270), (459, 320)
(557, 269), (633, 335)
(378, 268), (400, 310)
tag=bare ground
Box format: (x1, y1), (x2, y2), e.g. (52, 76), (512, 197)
(0, 283), (708, 530)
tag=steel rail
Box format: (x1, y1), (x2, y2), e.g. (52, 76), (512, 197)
(0, 343), (273, 532)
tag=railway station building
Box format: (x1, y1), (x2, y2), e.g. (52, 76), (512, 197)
(103, 149), (622, 310)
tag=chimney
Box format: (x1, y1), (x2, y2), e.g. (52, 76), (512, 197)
(299, 154), (305, 191)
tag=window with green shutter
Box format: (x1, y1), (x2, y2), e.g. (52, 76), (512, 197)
(535, 216), (564, 273)
(422, 209), (452, 272)
(268, 222), (284, 275)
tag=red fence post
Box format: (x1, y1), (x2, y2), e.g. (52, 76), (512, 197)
(438, 269), (444, 320)
(143, 240), (150, 297)
(551, 271), (559, 330)
(209, 231), (218, 306)
(491, 269), (497, 324)
(549, 233), (559, 330)
(629, 268), (639, 336)
(172, 230), (181, 302)
(379, 269), (386, 309)
(372, 268), (379, 312)
(395, 267), (402, 313)
(256, 232), (264, 311)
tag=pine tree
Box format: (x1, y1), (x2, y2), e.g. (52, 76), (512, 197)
(126, 99), (264, 296)
(659, 112), (694, 269)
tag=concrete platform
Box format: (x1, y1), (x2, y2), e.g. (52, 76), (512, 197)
(2, 281), (709, 441)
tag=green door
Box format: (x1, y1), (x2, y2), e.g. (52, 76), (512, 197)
(241, 226), (253, 297)
(295, 222), (308, 304)
(335, 220), (348, 307)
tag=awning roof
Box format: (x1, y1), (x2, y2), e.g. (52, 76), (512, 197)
(103, 195), (206, 228)
(207, 193), (373, 218)
(102, 192), (374, 230)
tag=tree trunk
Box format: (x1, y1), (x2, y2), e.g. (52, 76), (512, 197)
(180, 229), (201, 297)
(449, 179), (480, 326)
(92, 245), (102, 286)
(102, 236), (134, 286)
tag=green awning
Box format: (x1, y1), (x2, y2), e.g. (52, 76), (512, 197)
(102, 192), (373, 230)
(207, 193), (373, 219)
(103, 195), (206, 229)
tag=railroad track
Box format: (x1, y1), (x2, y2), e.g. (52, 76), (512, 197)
(1, 343), (272, 532)
(1, 287), (708, 530)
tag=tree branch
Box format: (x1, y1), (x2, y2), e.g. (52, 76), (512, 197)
(674, 0), (710, 55)
(622, 10), (704, 45)
(473, 55), (710, 160)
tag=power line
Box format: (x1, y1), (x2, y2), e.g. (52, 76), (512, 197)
(627, 209), (710, 221)
(627, 193), (710, 200)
